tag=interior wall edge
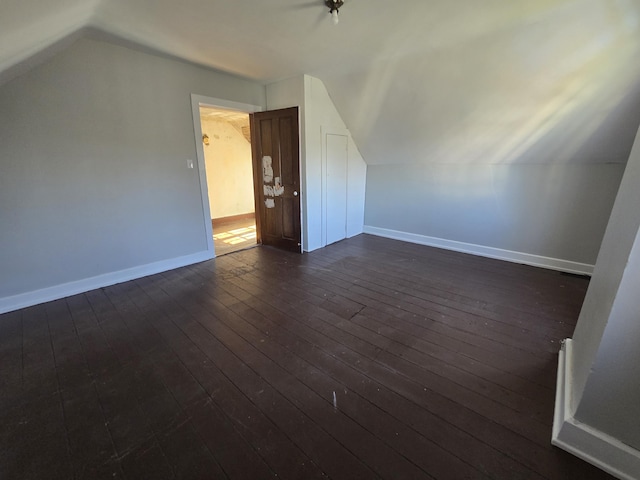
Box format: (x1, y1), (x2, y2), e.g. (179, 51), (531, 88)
(553, 339), (640, 480)
(363, 225), (594, 275)
(0, 250), (213, 315)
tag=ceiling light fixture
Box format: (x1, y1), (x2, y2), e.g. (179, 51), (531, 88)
(325, 0), (344, 25)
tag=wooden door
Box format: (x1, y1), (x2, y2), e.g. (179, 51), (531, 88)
(250, 107), (302, 253)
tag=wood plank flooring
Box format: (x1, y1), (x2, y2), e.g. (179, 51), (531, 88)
(213, 218), (257, 257)
(0, 234), (614, 479)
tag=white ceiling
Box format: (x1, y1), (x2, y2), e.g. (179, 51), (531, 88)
(200, 106), (251, 142)
(200, 107), (249, 126)
(2, 0), (640, 166)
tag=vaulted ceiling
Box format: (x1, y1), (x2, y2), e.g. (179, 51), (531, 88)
(3, 0), (640, 166)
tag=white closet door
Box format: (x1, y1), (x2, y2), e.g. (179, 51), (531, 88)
(326, 133), (348, 245)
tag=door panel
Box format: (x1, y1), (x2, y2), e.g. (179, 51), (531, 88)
(251, 107), (301, 252)
(326, 133), (348, 245)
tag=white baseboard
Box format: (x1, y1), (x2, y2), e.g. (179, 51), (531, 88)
(553, 339), (640, 480)
(0, 250), (213, 315)
(363, 226), (593, 275)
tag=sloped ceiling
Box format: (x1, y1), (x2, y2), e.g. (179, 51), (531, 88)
(2, 0), (640, 166)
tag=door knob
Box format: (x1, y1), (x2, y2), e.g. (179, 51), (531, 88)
(293, 191), (298, 196)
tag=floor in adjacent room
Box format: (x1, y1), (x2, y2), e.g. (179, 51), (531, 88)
(0, 234), (614, 479)
(212, 217), (257, 257)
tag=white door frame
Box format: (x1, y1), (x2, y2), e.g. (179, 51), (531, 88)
(190, 94), (263, 257)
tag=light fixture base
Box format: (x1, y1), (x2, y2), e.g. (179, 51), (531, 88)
(324, 0), (345, 15)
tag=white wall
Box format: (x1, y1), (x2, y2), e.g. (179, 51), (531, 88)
(552, 127), (640, 478)
(346, 135), (367, 239)
(266, 75), (366, 252)
(365, 163), (624, 269)
(571, 127), (640, 447)
(0, 36), (265, 312)
(575, 228), (640, 449)
(303, 75), (366, 251)
(200, 117), (254, 219)
(570, 127), (640, 408)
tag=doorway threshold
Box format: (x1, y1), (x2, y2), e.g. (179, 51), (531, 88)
(215, 243), (260, 258)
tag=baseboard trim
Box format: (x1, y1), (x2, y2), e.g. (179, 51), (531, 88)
(0, 250), (213, 315)
(363, 226), (593, 275)
(553, 339), (640, 480)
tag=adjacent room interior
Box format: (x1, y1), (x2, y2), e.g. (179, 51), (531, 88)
(1, 1), (640, 479)
(199, 106), (257, 256)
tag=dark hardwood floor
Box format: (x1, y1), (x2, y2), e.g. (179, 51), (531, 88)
(0, 234), (614, 479)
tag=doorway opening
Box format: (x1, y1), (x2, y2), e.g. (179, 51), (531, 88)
(199, 106), (257, 256)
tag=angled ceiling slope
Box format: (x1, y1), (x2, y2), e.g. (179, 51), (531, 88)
(3, 0), (640, 167)
(0, 0), (99, 82)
